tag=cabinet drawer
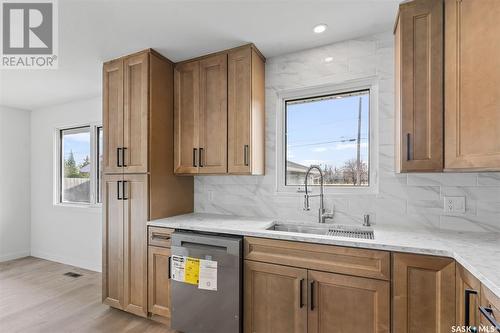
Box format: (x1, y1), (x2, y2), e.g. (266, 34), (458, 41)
(480, 285), (500, 329)
(244, 237), (390, 280)
(148, 227), (174, 248)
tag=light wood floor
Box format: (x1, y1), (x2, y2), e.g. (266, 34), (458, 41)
(0, 257), (175, 333)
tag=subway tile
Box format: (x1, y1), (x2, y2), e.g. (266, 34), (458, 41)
(477, 173), (500, 186)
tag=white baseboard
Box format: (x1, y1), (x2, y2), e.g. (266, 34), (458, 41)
(0, 250), (31, 262)
(30, 249), (101, 272)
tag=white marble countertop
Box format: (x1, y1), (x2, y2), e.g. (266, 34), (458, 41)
(148, 213), (500, 298)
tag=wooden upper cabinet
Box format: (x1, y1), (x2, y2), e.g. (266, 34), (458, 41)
(122, 173), (149, 317)
(393, 253), (456, 333)
(394, 0), (443, 172)
(123, 53), (149, 173)
(228, 46), (265, 175)
(174, 44), (265, 175)
(174, 60), (200, 174)
(444, 0), (500, 171)
(103, 60), (124, 174)
(198, 54), (228, 174)
(308, 270), (390, 333)
(456, 265), (481, 329)
(244, 260), (307, 333)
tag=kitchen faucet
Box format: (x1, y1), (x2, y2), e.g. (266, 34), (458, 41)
(303, 165), (334, 223)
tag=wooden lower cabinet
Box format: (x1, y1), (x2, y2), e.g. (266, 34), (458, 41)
(102, 174), (149, 317)
(393, 253), (456, 333)
(148, 246), (171, 323)
(456, 265), (481, 329)
(244, 260), (389, 333)
(308, 270), (390, 333)
(244, 260), (307, 333)
(480, 285), (500, 329)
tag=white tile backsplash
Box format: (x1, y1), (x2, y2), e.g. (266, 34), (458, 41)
(194, 32), (500, 232)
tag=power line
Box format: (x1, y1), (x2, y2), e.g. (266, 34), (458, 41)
(288, 137), (368, 148)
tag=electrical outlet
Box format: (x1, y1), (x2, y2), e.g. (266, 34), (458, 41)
(443, 196), (466, 214)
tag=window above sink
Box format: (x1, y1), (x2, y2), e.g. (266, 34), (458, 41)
(276, 79), (379, 195)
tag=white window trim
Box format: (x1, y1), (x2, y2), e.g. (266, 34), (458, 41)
(275, 78), (379, 196)
(53, 122), (102, 208)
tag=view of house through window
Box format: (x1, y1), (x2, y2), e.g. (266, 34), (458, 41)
(285, 90), (370, 186)
(59, 125), (102, 204)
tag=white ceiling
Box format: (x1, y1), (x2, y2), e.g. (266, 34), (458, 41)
(0, 0), (399, 110)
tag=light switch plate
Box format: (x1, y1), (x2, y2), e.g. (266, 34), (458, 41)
(443, 196), (466, 214)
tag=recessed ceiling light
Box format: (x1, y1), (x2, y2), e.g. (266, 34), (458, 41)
(313, 24), (328, 34)
(324, 56), (333, 62)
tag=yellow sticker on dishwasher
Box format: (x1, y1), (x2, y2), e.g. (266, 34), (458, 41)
(184, 257), (200, 285)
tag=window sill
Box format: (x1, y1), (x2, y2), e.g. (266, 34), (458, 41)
(275, 185), (378, 197)
(53, 203), (102, 211)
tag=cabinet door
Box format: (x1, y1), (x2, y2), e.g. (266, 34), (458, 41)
(244, 260), (307, 333)
(102, 174), (124, 309)
(228, 47), (252, 174)
(308, 270), (390, 333)
(174, 61), (199, 174)
(103, 60), (124, 174)
(148, 246), (171, 320)
(123, 174), (149, 317)
(198, 53), (227, 174)
(395, 0), (443, 172)
(456, 265), (481, 329)
(123, 52), (149, 173)
(480, 285), (500, 329)
(393, 253), (455, 333)
(444, 0), (500, 170)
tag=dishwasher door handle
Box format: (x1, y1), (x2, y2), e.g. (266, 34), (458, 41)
(180, 241), (228, 252)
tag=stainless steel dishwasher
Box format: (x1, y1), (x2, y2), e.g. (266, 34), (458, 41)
(170, 230), (242, 333)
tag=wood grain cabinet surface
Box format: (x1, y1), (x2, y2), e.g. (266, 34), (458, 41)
(174, 44), (265, 175)
(102, 49), (193, 318)
(393, 253), (456, 333)
(244, 237), (390, 333)
(394, 0), (443, 172)
(456, 264), (481, 329)
(395, 0), (500, 172)
(148, 245), (172, 323)
(244, 260), (308, 333)
(444, 0), (500, 171)
(308, 270), (390, 333)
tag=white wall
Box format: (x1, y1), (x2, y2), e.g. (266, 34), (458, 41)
(195, 32), (500, 233)
(0, 106), (31, 261)
(30, 97), (102, 271)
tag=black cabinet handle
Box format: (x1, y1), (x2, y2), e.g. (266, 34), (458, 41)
(465, 289), (478, 327)
(193, 148), (197, 167)
(299, 278), (304, 308)
(117, 181), (122, 200)
(199, 148), (204, 167)
(122, 181), (128, 200)
(244, 144), (249, 166)
(479, 306), (500, 332)
(406, 133), (412, 161)
(117, 148), (122, 167)
(122, 147), (127, 167)
(310, 280), (315, 311)
(168, 256), (171, 279)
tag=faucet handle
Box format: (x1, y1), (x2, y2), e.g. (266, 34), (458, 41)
(363, 214), (371, 227)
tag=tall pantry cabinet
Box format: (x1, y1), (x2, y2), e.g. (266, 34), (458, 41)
(102, 49), (193, 317)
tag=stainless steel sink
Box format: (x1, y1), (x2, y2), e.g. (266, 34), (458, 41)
(267, 223), (375, 240)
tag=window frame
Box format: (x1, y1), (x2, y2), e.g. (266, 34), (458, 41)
(54, 122), (103, 208)
(275, 78), (379, 195)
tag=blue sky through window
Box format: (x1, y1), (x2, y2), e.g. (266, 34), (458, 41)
(286, 90), (369, 185)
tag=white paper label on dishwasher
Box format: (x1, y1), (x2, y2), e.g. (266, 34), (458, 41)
(170, 255), (185, 282)
(198, 259), (217, 291)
